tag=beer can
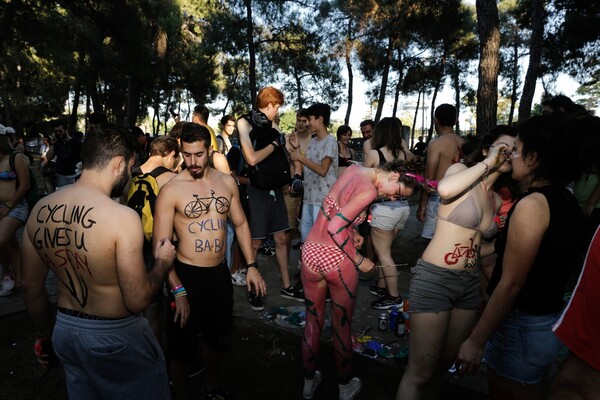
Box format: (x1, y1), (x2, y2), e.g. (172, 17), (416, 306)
(378, 312), (388, 331)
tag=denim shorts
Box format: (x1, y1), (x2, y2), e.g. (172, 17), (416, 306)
(370, 200), (410, 230)
(409, 258), (480, 312)
(421, 193), (440, 239)
(2, 199), (29, 224)
(485, 308), (563, 384)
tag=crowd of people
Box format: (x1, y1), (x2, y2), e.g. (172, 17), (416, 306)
(0, 89), (599, 400)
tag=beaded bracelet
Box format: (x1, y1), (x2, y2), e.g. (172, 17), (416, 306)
(174, 290), (187, 300)
(172, 286), (186, 297)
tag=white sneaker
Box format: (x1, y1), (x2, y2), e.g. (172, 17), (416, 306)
(338, 377), (361, 400)
(231, 270), (246, 286)
(303, 370), (322, 399)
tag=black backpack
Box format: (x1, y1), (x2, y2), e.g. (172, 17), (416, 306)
(241, 114), (290, 190)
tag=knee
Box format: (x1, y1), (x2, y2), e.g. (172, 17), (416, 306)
(251, 240), (262, 252)
(403, 360), (439, 389)
(273, 232), (288, 247)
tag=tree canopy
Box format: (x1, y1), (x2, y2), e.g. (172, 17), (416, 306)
(0, 0), (596, 136)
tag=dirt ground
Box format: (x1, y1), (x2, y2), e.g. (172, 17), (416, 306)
(0, 310), (489, 400)
(0, 183), (489, 399)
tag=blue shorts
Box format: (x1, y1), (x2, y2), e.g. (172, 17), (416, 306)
(2, 199), (28, 224)
(53, 310), (170, 400)
(485, 308), (563, 384)
(421, 193), (440, 239)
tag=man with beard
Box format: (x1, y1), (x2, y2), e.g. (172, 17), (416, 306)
(45, 120), (83, 189)
(153, 122), (266, 400)
(21, 123), (177, 399)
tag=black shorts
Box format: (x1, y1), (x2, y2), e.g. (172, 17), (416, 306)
(246, 185), (290, 239)
(167, 259), (233, 361)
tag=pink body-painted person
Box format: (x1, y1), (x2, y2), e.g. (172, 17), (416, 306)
(300, 162), (422, 399)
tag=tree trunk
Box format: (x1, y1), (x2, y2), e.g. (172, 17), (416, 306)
(517, 0), (544, 123)
(428, 78), (441, 141)
(245, 0), (257, 107)
(476, 0), (500, 136)
(374, 34), (394, 123)
(508, 38), (519, 125)
(344, 24), (354, 125)
(392, 80), (400, 117)
(392, 57), (403, 118)
(452, 64), (461, 134)
(69, 83), (80, 132)
(294, 67), (303, 109)
(125, 74), (142, 128)
(412, 90), (421, 145)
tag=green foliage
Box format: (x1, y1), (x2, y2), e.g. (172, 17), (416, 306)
(575, 81), (600, 112)
(0, 0), (596, 135)
(278, 109), (298, 133)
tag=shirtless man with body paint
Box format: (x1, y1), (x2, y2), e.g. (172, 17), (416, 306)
(153, 122), (266, 400)
(22, 123), (177, 399)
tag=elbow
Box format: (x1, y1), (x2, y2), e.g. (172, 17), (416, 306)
(436, 182), (452, 199)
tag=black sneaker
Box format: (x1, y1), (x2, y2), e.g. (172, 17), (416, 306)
(369, 285), (386, 297)
(371, 295), (403, 310)
(280, 285), (305, 302)
(258, 246), (275, 257)
(247, 291), (264, 311)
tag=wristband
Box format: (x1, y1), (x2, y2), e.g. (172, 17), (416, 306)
(171, 284), (183, 292)
(5, 201), (14, 209)
(354, 255), (364, 267)
(247, 261), (258, 270)
(271, 142), (278, 150)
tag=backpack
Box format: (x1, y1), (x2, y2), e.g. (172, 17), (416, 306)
(241, 114), (290, 190)
(9, 151), (40, 211)
(126, 166), (170, 244)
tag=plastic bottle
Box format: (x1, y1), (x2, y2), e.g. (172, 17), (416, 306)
(389, 307), (398, 332)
